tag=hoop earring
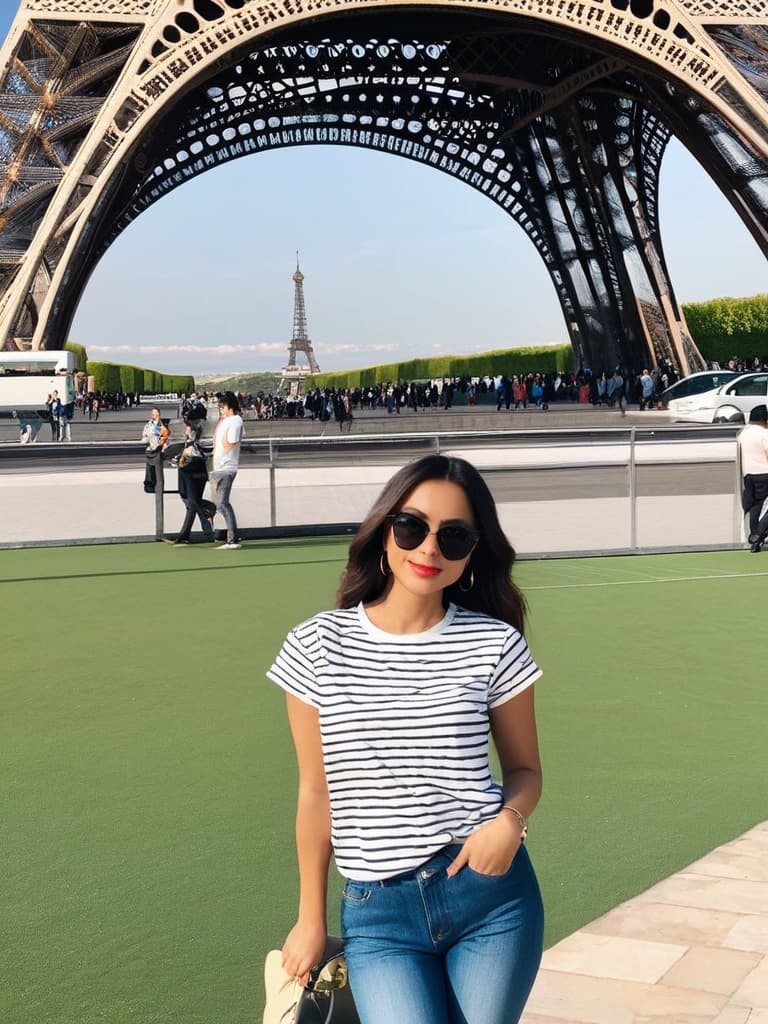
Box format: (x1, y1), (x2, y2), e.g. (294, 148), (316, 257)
(380, 553), (390, 577)
(458, 569), (475, 593)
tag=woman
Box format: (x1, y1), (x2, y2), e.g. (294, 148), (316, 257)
(163, 422), (214, 545)
(513, 375), (527, 409)
(142, 407), (169, 494)
(142, 406), (169, 451)
(268, 455), (544, 1024)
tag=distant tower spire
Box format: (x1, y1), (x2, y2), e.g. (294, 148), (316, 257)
(286, 252), (320, 374)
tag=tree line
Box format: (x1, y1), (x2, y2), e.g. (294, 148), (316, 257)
(309, 345), (573, 390)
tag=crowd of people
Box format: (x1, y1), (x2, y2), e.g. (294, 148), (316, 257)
(219, 365), (688, 426)
(26, 354), (767, 444)
(227, 356), (768, 426)
(76, 390), (143, 417)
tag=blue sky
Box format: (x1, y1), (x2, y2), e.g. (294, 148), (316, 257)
(2, 4), (767, 375)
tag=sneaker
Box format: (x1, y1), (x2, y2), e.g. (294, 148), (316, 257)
(217, 541), (242, 550)
(173, 538), (191, 546)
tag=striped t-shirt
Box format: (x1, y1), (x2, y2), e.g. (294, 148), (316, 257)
(266, 602), (541, 881)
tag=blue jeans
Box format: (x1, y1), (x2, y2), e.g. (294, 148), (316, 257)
(340, 843), (543, 1024)
(209, 470), (238, 543)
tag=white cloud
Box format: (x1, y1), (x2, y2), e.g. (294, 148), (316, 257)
(89, 343), (286, 355)
(320, 344), (363, 355)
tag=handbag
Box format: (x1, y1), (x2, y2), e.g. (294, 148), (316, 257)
(263, 937), (360, 1024)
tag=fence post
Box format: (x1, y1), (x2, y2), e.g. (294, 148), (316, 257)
(269, 438), (277, 528)
(628, 426), (637, 550)
(154, 456), (165, 540)
(734, 437), (743, 544)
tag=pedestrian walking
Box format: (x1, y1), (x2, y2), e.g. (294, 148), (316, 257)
(45, 393), (58, 440)
(210, 391), (243, 550)
(639, 369), (655, 410)
(162, 422), (215, 545)
(738, 404), (768, 552)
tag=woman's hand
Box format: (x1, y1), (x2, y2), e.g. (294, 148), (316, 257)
(446, 811), (523, 878)
(281, 919), (328, 988)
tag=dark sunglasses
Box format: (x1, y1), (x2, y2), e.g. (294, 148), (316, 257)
(387, 512), (479, 561)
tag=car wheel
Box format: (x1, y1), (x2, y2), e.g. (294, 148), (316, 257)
(713, 406), (745, 424)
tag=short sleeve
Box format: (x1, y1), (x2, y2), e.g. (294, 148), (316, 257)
(266, 622), (321, 708)
(227, 420), (243, 444)
(488, 629), (542, 709)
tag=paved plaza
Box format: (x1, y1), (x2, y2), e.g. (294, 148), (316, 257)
(523, 822), (768, 1024)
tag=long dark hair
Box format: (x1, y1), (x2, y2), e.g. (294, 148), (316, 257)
(337, 455), (527, 633)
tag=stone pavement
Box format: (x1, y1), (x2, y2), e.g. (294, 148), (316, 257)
(522, 821), (768, 1024)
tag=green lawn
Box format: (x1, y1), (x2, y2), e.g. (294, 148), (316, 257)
(1, 543), (765, 1023)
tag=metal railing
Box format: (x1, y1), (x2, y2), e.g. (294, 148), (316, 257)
(146, 426), (745, 555)
(0, 424), (744, 551)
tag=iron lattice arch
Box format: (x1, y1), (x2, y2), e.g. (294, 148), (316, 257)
(105, 30), (691, 373)
(1, 0), (768, 375)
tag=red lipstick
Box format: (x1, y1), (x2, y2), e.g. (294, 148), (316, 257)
(409, 562), (441, 577)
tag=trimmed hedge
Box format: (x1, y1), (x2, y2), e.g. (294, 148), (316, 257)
(682, 294), (768, 364)
(64, 341), (88, 373)
(86, 360), (195, 394)
(308, 344), (573, 390)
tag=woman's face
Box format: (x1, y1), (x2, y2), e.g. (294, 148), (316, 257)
(151, 408), (160, 421)
(384, 479), (477, 599)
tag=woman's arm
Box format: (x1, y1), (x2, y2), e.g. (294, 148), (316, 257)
(281, 693), (332, 985)
(447, 685), (542, 877)
(491, 684), (543, 821)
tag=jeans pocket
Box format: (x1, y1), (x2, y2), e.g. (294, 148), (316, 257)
(464, 856), (517, 881)
(342, 881), (373, 904)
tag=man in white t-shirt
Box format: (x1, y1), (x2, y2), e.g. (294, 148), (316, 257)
(210, 391), (244, 550)
(738, 404), (768, 552)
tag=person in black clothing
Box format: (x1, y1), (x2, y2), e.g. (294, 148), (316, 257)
(45, 393), (58, 439)
(163, 422), (215, 545)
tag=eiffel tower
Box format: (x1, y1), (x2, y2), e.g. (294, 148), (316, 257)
(280, 254), (319, 395)
(1, 0), (767, 376)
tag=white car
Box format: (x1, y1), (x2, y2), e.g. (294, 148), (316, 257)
(658, 370), (740, 407)
(667, 372), (768, 423)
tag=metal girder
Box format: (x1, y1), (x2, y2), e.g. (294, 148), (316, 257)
(97, 34), (705, 372)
